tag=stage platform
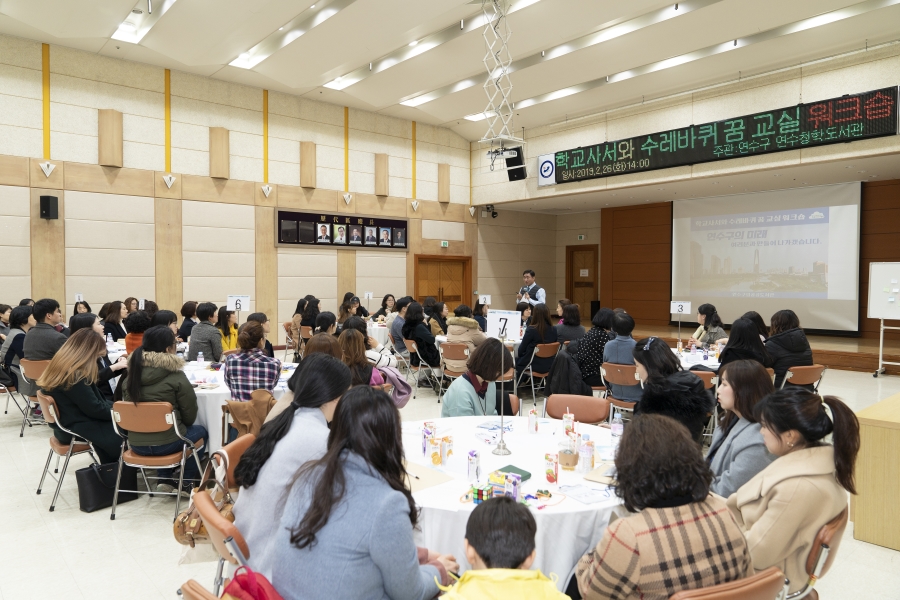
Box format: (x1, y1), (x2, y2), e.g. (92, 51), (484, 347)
(628, 325), (900, 376)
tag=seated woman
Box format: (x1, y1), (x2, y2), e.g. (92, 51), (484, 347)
(177, 301), (198, 342)
(719, 317), (773, 369)
(401, 302), (441, 377)
(102, 300), (128, 342)
(632, 336), (682, 384)
(342, 316), (397, 368)
(289, 298), (308, 346)
(442, 339), (513, 418)
(637, 370), (714, 443)
(444, 305), (487, 373)
(472, 301), (489, 332)
(555, 303), (585, 351)
(576, 414), (751, 600)
(429, 302), (449, 337)
(741, 310), (769, 341)
(707, 359), (775, 497)
(266, 334), (343, 423)
(151, 309), (180, 339)
(124, 297), (138, 314)
(234, 354), (351, 578)
(314, 311), (337, 336)
(555, 298), (571, 325)
(338, 329), (385, 387)
(764, 309), (813, 389)
(69, 313), (127, 402)
(573, 307), (614, 387)
(300, 298), (320, 329)
(337, 302), (356, 326)
(515, 303), (558, 382)
(688, 303), (727, 348)
(224, 322), (282, 401)
(516, 302), (532, 329)
(349, 296), (368, 318)
(124, 326), (207, 494)
(269, 386), (457, 598)
(727, 388), (859, 595)
(372, 294), (395, 320)
(1, 305), (36, 389)
(37, 329), (122, 464)
(123, 310), (152, 354)
(216, 307), (238, 352)
(68, 300), (91, 329)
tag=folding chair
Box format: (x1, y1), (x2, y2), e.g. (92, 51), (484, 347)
(515, 342), (561, 405)
(544, 393), (610, 424)
(600, 362), (641, 424)
(438, 342), (469, 402)
(109, 401), (205, 520)
(781, 365), (826, 392)
(784, 507), (849, 599)
(404, 338), (442, 400)
(387, 332), (412, 378)
(179, 580), (219, 600)
(282, 322), (297, 362)
(17, 358), (50, 437)
(1, 382), (20, 415)
(692, 370), (718, 390)
(35, 391), (100, 511)
(192, 489), (251, 596)
(668, 566), (786, 600)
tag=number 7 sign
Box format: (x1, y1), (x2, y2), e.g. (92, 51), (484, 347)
(670, 301), (692, 315)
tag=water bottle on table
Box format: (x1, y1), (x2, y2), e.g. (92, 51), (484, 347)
(611, 413), (624, 437)
(196, 352), (204, 364)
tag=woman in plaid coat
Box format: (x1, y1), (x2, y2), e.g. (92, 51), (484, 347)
(575, 415), (752, 600)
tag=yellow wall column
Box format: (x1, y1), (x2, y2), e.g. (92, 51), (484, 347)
(263, 90), (269, 183)
(42, 44), (50, 159)
(411, 121), (416, 199)
(165, 69), (171, 173)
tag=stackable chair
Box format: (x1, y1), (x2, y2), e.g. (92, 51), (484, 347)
(404, 338), (442, 400)
(781, 365), (827, 392)
(515, 342), (561, 405)
(438, 343), (469, 402)
(668, 566), (786, 600)
(109, 401), (205, 520)
(600, 362), (641, 424)
(544, 393), (610, 425)
(693, 370), (718, 390)
(35, 391), (101, 512)
(179, 580), (219, 600)
(192, 489), (251, 596)
(387, 332), (412, 377)
(783, 506), (849, 599)
(1, 381), (20, 415)
(282, 322), (296, 362)
(16, 358), (50, 436)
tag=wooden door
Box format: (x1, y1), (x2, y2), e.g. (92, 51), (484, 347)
(414, 256), (472, 313)
(566, 245), (598, 321)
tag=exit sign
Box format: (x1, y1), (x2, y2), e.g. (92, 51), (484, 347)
(441, 240), (449, 247)
(577, 234), (585, 241)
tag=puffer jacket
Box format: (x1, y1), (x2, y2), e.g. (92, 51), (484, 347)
(764, 328), (814, 389)
(444, 316), (487, 372)
(123, 351), (199, 446)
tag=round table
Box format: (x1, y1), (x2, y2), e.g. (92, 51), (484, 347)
(404, 416), (622, 590)
(183, 362), (292, 452)
(367, 322), (390, 347)
(673, 348), (720, 371)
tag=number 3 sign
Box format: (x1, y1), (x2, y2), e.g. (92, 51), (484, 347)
(670, 301), (692, 315)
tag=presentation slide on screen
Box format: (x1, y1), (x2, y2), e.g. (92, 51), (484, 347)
(672, 183), (860, 332)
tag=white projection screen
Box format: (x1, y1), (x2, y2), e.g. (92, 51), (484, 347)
(672, 183), (861, 332)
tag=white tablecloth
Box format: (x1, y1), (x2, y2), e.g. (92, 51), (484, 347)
(405, 416), (621, 590)
(673, 348), (720, 372)
(435, 335), (521, 354)
(367, 322), (390, 347)
(183, 362), (292, 452)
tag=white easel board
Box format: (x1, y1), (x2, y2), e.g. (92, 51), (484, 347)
(867, 263), (900, 321)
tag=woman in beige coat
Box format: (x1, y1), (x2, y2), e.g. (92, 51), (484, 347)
(727, 387), (859, 594)
(443, 305), (487, 372)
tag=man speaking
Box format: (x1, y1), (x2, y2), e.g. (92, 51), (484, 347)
(517, 269), (545, 306)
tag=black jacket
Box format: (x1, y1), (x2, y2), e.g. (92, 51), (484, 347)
(637, 371), (715, 443)
(403, 322), (440, 367)
(765, 328), (813, 389)
(103, 321), (127, 342)
(178, 318), (197, 341)
(516, 324), (559, 373)
(718, 346), (773, 369)
(545, 351), (593, 397)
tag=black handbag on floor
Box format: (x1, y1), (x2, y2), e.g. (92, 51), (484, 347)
(75, 461), (138, 513)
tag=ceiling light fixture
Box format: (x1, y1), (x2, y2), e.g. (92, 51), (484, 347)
(230, 0), (358, 70)
(408, 40), (419, 47)
(112, 0), (177, 43)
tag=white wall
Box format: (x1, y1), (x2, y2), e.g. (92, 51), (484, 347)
(356, 251), (406, 315)
(276, 247), (338, 344)
(0, 36), (42, 159)
(0, 185), (32, 304)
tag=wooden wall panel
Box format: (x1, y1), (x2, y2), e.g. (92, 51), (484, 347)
(154, 171), (182, 199)
(154, 197), (182, 312)
(438, 163), (450, 203)
(209, 127), (230, 179)
(255, 206), (278, 323)
(337, 249), (356, 299)
(279, 186), (337, 212)
(860, 180), (900, 339)
(30, 188), (65, 302)
(300, 141), (316, 188)
(375, 153), (389, 197)
(600, 202), (672, 326)
(64, 163), (154, 196)
(181, 175), (254, 205)
(409, 199), (476, 223)
(30, 158), (64, 189)
(98, 109), (124, 168)
(338, 193), (406, 217)
(0, 155), (30, 186)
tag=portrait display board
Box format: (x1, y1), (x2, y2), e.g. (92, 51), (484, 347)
(277, 210), (408, 250)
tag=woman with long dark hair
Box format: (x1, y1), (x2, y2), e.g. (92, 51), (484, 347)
(233, 354), (351, 578)
(688, 303), (726, 348)
(270, 386), (458, 598)
(515, 303), (558, 380)
(707, 359), (775, 497)
(472, 300), (489, 332)
(401, 302), (441, 374)
(764, 309), (813, 389)
(102, 300), (128, 342)
(574, 307), (614, 387)
(290, 298), (308, 344)
(719, 317), (773, 368)
(300, 299), (321, 329)
(576, 414), (751, 599)
(429, 301), (449, 336)
(516, 302), (532, 328)
(338, 329), (384, 387)
(741, 310), (769, 341)
(342, 316), (397, 368)
(555, 303), (585, 349)
(728, 388), (859, 595)
(124, 325), (205, 495)
(68, 300), (92, 329)
(70, 313), (128, 402)
(632, 336), (682, 383)
(216, 306), (238, 352)
(1, 305), (36, 389)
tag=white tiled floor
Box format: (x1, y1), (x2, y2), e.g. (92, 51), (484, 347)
(1, 370), (898, 599)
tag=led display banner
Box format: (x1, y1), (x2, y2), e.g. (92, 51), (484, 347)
(555, 86), (898, 184)
(276, 210), (407, 250)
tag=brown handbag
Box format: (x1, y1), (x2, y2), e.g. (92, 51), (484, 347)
(173, 450), (235, 547)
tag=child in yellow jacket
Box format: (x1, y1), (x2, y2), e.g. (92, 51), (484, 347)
(438, 496), (567, 599)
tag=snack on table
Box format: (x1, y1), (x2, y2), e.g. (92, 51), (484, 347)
(428, 437), (442, 466)
(545, 453), (558, 484)
(563, 412), (575, 435)
(489, 471), (507, 497)
(504, 472), (521, 501)
(422, 422), (436, 456)
(441, 436), (453, 463)
(467, 450), (481, 482)
(528, 408), (538, 433)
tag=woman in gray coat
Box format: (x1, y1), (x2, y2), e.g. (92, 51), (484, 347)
(707, 359), (776, 497)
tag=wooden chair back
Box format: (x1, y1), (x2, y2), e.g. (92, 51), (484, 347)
(300, 325), (313, 340)
(601, 362), (640, 387)
(806, 506), (849, 580)
(112, 401), (174, 434)
(692, 370), (717, 389)
(667, 566), (785, 600)
(19, 358), (50, 384)
(192, 489), (250, 564)
(440, 342), (469, 362)
(282, 322), (294, 345)
(180, 580), (219, 600)
(784, 365), (826, 387)
(213, 433), (256, 489)
(546, 394), (610, 424)
(535, 342), (560, 358)
(36, 390), (59, 425)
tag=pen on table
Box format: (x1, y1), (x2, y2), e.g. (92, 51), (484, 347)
(411, 473), (421, 479)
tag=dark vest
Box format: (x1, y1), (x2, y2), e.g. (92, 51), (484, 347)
(520, 283), (543, 302)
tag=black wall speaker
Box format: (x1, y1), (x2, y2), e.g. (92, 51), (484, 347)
(40, 195), (59, 220)
(505, 147), (527, 181)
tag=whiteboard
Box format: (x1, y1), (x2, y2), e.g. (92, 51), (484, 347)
(867, 263), (900, 321)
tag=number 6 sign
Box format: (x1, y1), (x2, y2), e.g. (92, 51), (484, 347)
(670, 301), (692, 315)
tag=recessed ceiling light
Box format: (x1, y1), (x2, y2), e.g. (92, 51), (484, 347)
(857, 170), (866, 173)
(310, 3), (315, 7)
(279, 26), (284, 30)
(409, 40), (419, 47)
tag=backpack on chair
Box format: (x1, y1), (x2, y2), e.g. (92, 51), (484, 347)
(377, 366), (413, 408)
